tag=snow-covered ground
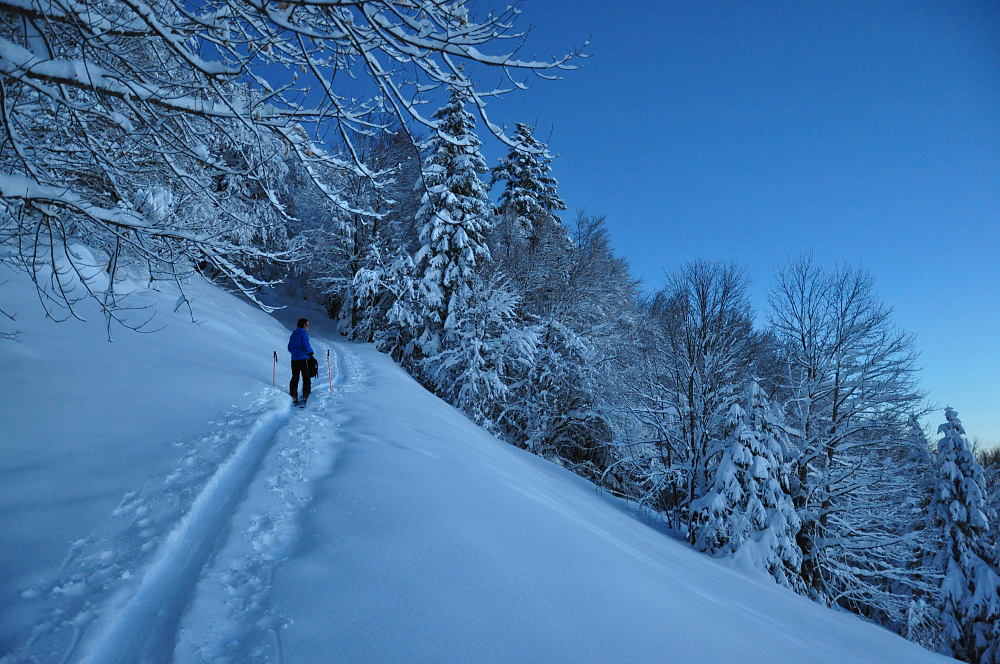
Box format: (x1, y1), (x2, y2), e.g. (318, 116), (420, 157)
(0, 265), (955, 663)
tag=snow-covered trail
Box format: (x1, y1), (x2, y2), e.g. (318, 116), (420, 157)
(173, 343), (359, 663)
(3, 334), (353, 664)
(80, 406), (292, 664)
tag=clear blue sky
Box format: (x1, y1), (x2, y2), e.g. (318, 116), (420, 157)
(480, 0), (1000, 445)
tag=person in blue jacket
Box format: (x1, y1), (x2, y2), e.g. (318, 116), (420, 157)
(287, 318), (314, 406)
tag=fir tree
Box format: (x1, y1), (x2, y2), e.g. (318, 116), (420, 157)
(413, 86), (494, 357)
(690, 382), (803, 590)
(490, 123), (566, 240)
(423, 275), (537, 428)
(689, 401), (751, 553)
(929, 408), (1000, 663)
(742, 381), (804, 591)
(352, 247), (421, 365)
(501, 319), (593, 453)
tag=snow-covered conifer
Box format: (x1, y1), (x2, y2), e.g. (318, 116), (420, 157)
(903, 415), (938, 555)
(352, 248), (421, 366)
(929, 408), (1000, 663)
(490, 123), (566, 239)
(413, 87), (494, 357)
(689, 402), (750, 554)
(907, 416), (934, 469)
(423, 275), (537, 428)
(492, 212), (639, 484)
(690, 382), (803, 590)
(501, 319), (592, 451)
(742, 382), (804, 590)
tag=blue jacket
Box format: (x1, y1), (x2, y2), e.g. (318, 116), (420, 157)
(287, 327), (314, 361)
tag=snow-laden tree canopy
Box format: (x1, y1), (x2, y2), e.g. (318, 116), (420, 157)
(491, 122), (566, 237)
(0, 0), (580, 324)
(930, 408), (1000, 663)
(690, 381), (803, 592)
(413, 84), (494, 356)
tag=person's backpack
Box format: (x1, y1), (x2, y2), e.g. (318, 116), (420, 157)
(308, 355), (319, 378)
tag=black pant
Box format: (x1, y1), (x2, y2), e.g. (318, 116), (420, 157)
(290, 359), (311, 400)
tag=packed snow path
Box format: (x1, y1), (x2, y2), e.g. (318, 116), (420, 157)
(82, 407), (292, 664)
(3, 339), (356, 664)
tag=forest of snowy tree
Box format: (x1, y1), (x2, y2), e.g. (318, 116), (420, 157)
(1, 1), (998, 661)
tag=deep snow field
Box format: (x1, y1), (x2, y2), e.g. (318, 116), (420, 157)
(0, 262), (955, 663)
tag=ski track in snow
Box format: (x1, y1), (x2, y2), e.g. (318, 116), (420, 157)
(78, 406), (293, 664)
(3, 341), (357, 664)
(175, 345), (362, 664)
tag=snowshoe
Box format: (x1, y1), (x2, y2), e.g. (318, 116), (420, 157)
(298, 397), (308, 409)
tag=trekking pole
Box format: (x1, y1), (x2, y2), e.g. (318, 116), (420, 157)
(272, 351), (277, 387)
(327, 348), (333, 393)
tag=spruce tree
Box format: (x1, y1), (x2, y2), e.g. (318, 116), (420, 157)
(690, 382), (803, 590)
(352, 247), (421, 365)
(490, 123), (566, 239)
(424, 275), (537, 428)
(413, 86), (494, 357)
(689, 401), (751, 554)
(930, 408), (1000, 663)
(743, 381), (803, 591)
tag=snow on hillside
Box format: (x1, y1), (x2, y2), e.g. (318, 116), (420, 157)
(0, 265), (954, 663)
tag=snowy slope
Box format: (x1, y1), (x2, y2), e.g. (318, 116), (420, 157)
(0, 262), (300, 659)
(0, 265), (954, 663)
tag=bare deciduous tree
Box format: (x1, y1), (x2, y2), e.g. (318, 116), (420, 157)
(769, 254), (925, 621)
(624, 260), (758, 530)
